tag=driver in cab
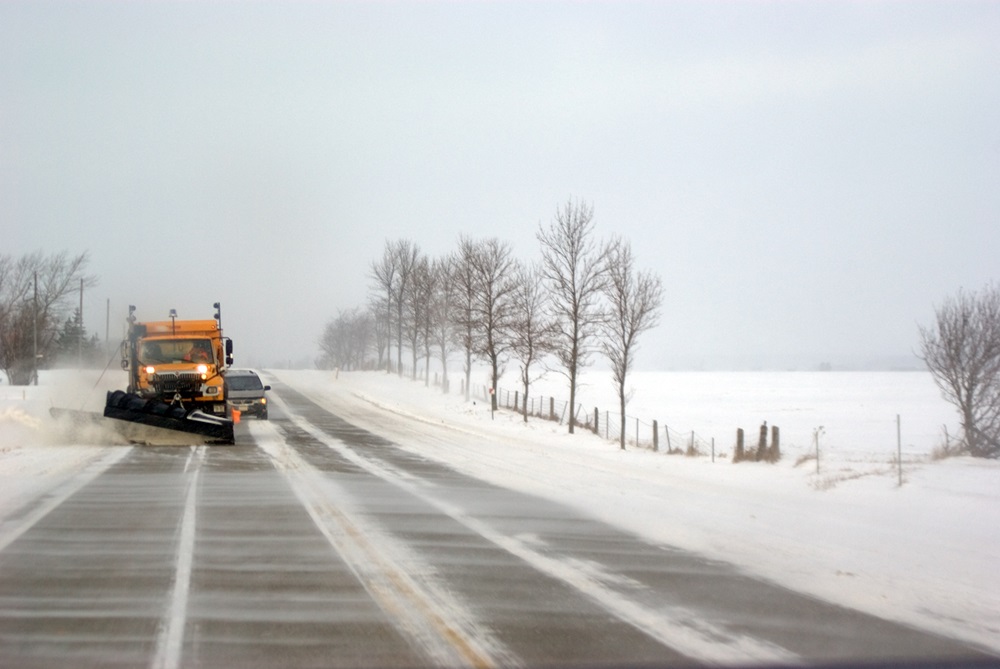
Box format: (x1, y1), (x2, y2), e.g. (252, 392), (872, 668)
(184, 341), (213, 363)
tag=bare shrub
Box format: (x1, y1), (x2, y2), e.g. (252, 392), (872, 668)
(794, 453), (817, 468)
(919, 283), (1000, 459)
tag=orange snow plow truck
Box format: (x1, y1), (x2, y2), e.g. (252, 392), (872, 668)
(103, 304), (236, 444)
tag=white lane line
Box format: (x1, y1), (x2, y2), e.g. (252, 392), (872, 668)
(274, 395), (801, 667)
(0, 446), (134, 554)
(151, 445), (205, 669)
(251, 415), (518, 669)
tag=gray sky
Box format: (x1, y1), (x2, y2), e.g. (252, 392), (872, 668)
(3, 1), (998, 370)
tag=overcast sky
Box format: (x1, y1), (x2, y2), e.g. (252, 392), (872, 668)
(3, 1), (998, 371)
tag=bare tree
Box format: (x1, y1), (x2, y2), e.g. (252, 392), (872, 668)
(452, 236), (479, 400)
(919, 283), (1000, 458)
(431, 256), (456, 393)
(369, 242), (398, 372)
(318, 308), (373, 371)
(317, 318), (343, 370)
(392, 240), (420, 377)
(509, 262), (557, 422)
(367, 239), (421, 375)
(0, 251), (97, 385)
(404, 254), (434, 383)
(350, 310), (375, 370)
(601, 239), (663, 449)
(466, 238), (517, 410)
(368, 296), (389, 369)
(537, 199), (611, 433)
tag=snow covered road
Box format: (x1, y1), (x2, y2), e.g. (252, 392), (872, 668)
(0, 372), (992, 667)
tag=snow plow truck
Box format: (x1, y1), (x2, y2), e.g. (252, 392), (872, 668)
(103, 304), (236, 444)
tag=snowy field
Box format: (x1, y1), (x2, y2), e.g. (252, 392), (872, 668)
(2, 368), (998, 656)
(488, 369), (960, 463)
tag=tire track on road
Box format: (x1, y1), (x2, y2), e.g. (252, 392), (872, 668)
(253, 412), (518, 669)
(269, 391), (800, 666)
(0, 446), (134, 554)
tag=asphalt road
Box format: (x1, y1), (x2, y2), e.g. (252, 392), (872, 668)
(0, 382), (993, 668)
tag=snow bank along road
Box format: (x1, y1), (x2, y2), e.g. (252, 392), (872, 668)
(0, 382), (991, 668)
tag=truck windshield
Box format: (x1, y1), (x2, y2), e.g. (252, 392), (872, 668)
(141, 339), (214, 364)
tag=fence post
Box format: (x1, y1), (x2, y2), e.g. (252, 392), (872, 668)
(735, 428), (744, 462)
(756, 422), (768, 461)
(666, 427), (672, 453)
(653, 420), (659, 452)
(549, 397), (555, 421)
(594, 408), (599, 435)
(813, 426), (824, 474)
(897, 414), (902, 487)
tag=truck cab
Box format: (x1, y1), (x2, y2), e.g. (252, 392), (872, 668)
(123, 311), (233, 417)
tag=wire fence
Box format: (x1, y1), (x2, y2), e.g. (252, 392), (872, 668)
(476, 383), (717, 457)
(370, 364), (953, 475)
(380, 363), (717, 457)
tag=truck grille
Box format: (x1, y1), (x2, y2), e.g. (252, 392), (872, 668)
(153, 372), (201, 394)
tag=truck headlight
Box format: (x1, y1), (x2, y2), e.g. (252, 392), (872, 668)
(205, 386), (220, 396)
(145, 366), (156, 374)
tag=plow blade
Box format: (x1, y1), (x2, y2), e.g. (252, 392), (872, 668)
(102, 390), (235, 445)
(49, 406), (220, 446)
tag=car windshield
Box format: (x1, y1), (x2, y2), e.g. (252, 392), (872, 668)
(227, 375), (263, 391)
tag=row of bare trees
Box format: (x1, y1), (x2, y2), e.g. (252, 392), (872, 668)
(0, 251), (98, 385)
(319, 199), (664, 448)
